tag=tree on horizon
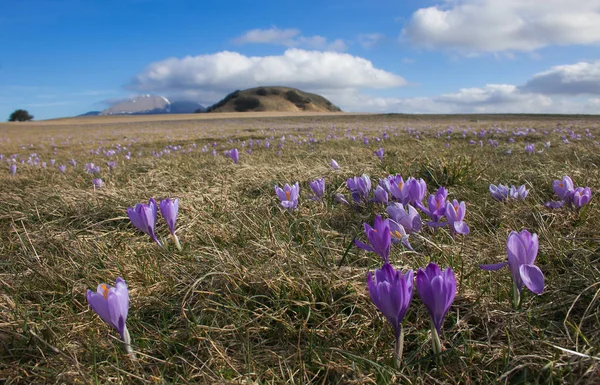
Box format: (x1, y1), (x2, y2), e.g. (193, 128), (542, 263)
(8, 109), (34, 122)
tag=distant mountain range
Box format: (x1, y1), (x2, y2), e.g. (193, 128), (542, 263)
(79, 95), (205, 116)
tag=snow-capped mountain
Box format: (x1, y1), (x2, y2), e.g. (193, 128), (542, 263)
(78, 95), (205, 116)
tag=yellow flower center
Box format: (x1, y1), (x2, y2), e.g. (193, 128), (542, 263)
(285, 190), (291, 200)
(101, 284), (109, 299)
(398, 181), (403, 189)
(390, 230), (402, 239)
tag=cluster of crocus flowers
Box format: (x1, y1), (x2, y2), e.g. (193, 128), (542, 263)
(275, 182), (300, 210)
(546, 176), (592, 209)
(86, 277), (132, 354)
(127, 197), (182, 250)
(480, 229), (544, 308)
(489, 183), (529, 201)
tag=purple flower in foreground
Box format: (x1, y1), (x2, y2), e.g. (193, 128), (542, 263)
(159, 198), (182, 250)
(367, 263), (413, 368)
(510, 185), (529, 200)
(388, 175), (409, 204)
(372, 185), (389, 204)
(386, 203), (421, 234)
(573, 187), (591, 208)
(424, 187), (448, 225)
(86, 277), (132, 353)
(9, 164), (16, 176)
(407, 178), (427, 209)
(334, 193), (349, 205)
(445, 200), (470, 235)
(417, 263), (456, 355)
(127, 198), (162, 247)
(480, 230), (544, 308)
(309, 178), (325, 200)
(389, 220), (413, 250)
(354, 215), (391, 262)
(275, 182), (300, 210)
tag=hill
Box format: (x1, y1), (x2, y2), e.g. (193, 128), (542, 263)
(205, 86), (342, 113)
(79, 95), (204, 116)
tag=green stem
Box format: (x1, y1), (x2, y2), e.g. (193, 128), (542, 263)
(394, 325), (404, 369)
(431, 322), (442, 363)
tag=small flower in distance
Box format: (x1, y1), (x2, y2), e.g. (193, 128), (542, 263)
(9, 164), (16, 176)
(309, 178), (325, 200)
(330, 159), (340, 170)
(275, 182), (300, 210)
(92, 178), (103, 188)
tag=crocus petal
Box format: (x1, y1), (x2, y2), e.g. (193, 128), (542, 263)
(354, 239), (375, 253)
(453, 221), (470, 235)
(479, 261), (508, 271)
(86, 289), (112, 325)
(545, 201), (565, 209)
(519, 264), (545, 294)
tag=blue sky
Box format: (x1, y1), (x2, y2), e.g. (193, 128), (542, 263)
(2, 0), (600, 120)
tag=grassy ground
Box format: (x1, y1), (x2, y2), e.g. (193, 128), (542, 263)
(1, 114), (599, 384)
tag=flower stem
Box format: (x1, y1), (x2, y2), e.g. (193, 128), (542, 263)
(431, 322), (442, 363)
(121, 326), (135, 358)
(394, 325), (404, 369)
(172, 233), (182, 251)
(512, 281), (521, 309)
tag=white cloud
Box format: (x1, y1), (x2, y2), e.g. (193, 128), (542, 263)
(129, 49), (407, 104)
(233, 27), (347, 51)
(520, 61), (600, 95)
(402, 0), (600, 53)
(357, 33), (385, 49)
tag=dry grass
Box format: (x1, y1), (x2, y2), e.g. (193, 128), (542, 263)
(1, 114), (599, 384)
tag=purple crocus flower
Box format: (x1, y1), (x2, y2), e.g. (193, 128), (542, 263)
(127, 198), (162, 247)
(354, 214), (391, 262)
(489, 184), (510, 201)
(159, 198), (182, 250)
(330, 159), (340, 170)
(334, 193), (349, 205)
(445, 200), (470, 235)
(511, 185), (529, 200)
(275, 182), (300, 210)
(374, 148), (384, 160)
(416, 263), (456, 355)
(309, 178), (325, 200)
(230, 148), (239, 164)
(407, 178), (427, 209)
(58, 165), (67, 173)
(424, 187), (448, 226)
(386, 203), (421, 234)
(86, 277), (132, 354)
(346, 174), (371, 202)
(9, 164), (16, 176)
(573, 187), (591, 208)
(389, 220), (413, 250)
(372, 185), (389, 204)
(552, 176), (574, 202)
(388, 175), (409, 205)
(480, 230), (544, 308)
(367, 263), (413, 368)
(92, 178), (103, 188)
(525, 144), (535, 154)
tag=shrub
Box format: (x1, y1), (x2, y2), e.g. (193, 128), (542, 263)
(206, 90), (240, 112)
(255, 88), (268, 96)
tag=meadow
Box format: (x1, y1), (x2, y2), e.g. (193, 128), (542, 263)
(1, 112), (599, 384)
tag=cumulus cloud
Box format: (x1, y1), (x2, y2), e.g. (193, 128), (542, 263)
(402, 0), (600, 53)
(520, 61), (600, 95)
(233, 27), (347, 51)
(129, 49), (407, 104)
